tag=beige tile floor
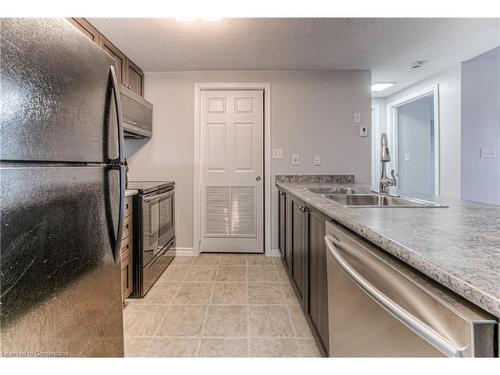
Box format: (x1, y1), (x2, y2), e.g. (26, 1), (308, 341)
(123, 253), (323, 357)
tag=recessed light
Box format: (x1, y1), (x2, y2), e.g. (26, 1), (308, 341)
(371, 83), (395, 92)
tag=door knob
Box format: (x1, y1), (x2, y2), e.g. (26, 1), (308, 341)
(256, 176), (262, 182)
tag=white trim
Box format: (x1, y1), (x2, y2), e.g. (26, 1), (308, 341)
(193, 82), (272, 256)
(174, 247), (196, 256)
(371, 104), (381, 190)
(267, 249), (281, 257)
(386, 84), (440, 195)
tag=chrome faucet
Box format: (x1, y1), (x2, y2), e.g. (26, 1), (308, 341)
(379, 133), (397, 194)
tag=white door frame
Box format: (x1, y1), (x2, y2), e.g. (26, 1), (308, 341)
(386, 84), (440, 195)
(194, 82), (271, 255)
(371, 104), (381, 190)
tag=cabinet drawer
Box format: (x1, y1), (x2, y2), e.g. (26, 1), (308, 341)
(125, 196), (132, 218)
(120, 235), (132, 259)
(122, 215), (132, 239)
(121, 255), (133, 301)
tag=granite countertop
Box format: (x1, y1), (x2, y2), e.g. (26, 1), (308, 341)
(125, 189), (138, 197)
(276, 179), (500, 318)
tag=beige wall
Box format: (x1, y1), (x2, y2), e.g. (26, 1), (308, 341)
(125, 70), (372, 250)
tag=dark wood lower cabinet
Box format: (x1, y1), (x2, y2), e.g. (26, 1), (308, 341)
(278, 190), (286, 257)
(278, 189), (293, 271)
(290, 195), (308, 307)
(285, 193), (293, 272)
(277, 188), (329, 356)
(307, 207), (329, 355)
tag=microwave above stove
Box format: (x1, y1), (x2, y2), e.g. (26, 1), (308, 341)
(121, 84), (153, 139)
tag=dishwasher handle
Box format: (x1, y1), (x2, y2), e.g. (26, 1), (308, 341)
(325, 235), (466, 358)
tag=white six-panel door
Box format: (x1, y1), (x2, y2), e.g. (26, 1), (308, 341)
(200, 90), (264, 253)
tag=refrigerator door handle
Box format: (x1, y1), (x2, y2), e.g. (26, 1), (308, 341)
(110, 65), (125, 260)
(110, 65), (125, 164)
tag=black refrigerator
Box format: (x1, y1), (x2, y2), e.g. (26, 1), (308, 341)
(0, 18), (126, 357)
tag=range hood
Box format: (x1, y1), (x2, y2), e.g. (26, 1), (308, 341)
(120, 84), (153, 138)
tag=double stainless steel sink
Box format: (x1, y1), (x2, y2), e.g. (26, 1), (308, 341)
(305, 186), (359, 195)
(305, 187), (446, 208)
(323, 194), (446, 208)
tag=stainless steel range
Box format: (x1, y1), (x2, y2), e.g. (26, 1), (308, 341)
(127, 181), (175, 297)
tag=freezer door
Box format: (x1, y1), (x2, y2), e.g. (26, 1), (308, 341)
(0, 18), (119, 163)
(0, 166), (124, 357)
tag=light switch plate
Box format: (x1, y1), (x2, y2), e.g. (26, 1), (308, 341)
(480, 147), (497, 159)
(359, 125), (368, 137)
(272, 148), (284, 159)
(292, 154), (300, 166)
(354, 113), (361, 123)
(314, 154), (322, 166)
(405, 153), (411, 161)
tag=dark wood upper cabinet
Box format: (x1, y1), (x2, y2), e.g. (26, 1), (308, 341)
(99, 35), (127, 84)
(126, 59), (145, 97)
(67, 18), (100, 45)
(67, 18), (146, 97)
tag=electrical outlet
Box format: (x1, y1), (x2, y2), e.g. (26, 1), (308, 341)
(314, 154), (322, 166)
(354, 113), (361, 123)
(272, 148), (284, 159)
(359, 125), (368, 137)
(292, 154), (300, 166)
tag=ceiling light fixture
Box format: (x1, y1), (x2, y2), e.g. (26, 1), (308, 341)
(410, 61), (425, 69)
(176, 17), (221, 22)
(371, 83), (395, 92)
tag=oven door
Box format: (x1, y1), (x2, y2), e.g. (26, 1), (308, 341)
(141, 187), (175, 266)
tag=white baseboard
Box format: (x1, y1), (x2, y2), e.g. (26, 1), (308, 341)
(175, 247), (280, 257)
(174, 247), (197, 256)
(266, 249), (281, 257)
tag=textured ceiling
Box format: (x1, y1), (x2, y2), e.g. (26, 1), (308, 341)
(89, 18), (500, 96)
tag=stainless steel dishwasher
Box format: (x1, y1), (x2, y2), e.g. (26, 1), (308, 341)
(325, 220), (497, 357)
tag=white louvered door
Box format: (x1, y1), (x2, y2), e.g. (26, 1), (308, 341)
(200, 90), (264, 253)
